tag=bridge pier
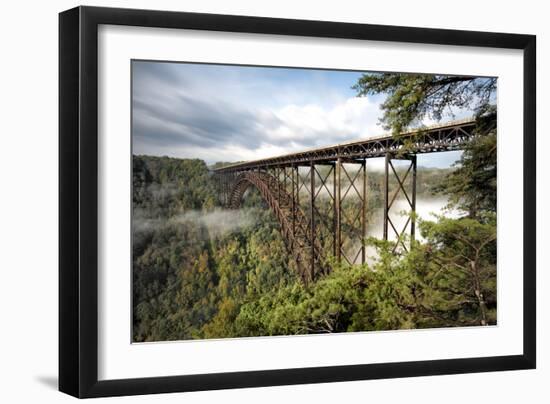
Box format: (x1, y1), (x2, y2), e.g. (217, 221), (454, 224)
(335, 158), (368, 265)
(214, 153), (418, 278)
(362, 159), (367, 264)
(294, 167), (298, 248)
(335, 158), (341, 264)
(310, 162), (316, 280)
(383, 153), (417, 252)
(213, 118), (477, 281)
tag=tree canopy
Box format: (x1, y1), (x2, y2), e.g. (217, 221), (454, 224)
(131, 72), (499, 342)
(353, 72), (497, 218)
(352, 73), (496, 134)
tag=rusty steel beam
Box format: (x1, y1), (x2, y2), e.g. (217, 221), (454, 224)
(213, 117), (489, 281)
(384, 153), (389, 241)
(338, 160), (366, 265)
(362, 159), (366, 264)
(333, 162), (337, 259)
(214, 118), (479, 173)
(383, 153), (417, 252)
(335, 157), (342, 263)
(411, 155), (417, 243)
(310, 161), (315, 281)
(226, 170), (324, 281)
(293, 166), (298, 248)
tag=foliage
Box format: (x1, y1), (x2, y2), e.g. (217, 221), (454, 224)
(418, 215), (497, 325)
(352, 73), (496, 134)
(132, 72), (498, 341)
(132, 155), (298, 341)
(432, 113), (497, 217)
(353, 73), (497, 218)
(132, 155), (497, 341)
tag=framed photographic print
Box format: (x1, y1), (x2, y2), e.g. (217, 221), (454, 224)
(59, 6), (536, 398)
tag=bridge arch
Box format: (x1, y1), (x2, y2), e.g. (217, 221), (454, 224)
(227, 171), (324, 282)
(215, 118), (483, 282)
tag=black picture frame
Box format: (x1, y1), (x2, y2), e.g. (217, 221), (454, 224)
(59, 5), (536, 398)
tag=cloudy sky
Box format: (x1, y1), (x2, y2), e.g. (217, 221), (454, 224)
(131, 61), (466, 169)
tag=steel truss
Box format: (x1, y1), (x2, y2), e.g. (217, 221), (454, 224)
(212, 118), (481, 282)
(383, 153), (417, 253)
(216, 119), (477, 172)
(214, 159), (369, 282)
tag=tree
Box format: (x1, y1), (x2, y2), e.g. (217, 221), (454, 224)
(352, 73), (496, 134)
(432, 114), (497, 217)
(353, 72), (498, 327)
(418, 216), (497, 326)
(353, 73), (497, 218)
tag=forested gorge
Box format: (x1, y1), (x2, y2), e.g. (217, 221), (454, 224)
(133, 73), (497, 341)
(132, 156), (297, 341)
(133, 145), (496, 341)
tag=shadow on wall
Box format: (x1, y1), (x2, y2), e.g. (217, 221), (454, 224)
(35, 375), (58, 390)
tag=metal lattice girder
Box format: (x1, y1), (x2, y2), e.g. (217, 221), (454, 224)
(312, 163), (336, 268)
(225, 170), (324, 283)
(336, 159), (367, 265)
(212, 117), (486, 281)
(383, 153), (417, 253)
(214, 119), (477, 173)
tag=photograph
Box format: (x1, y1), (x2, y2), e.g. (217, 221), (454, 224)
(0, 0), (541, 401)
(131, 60), (497, 342)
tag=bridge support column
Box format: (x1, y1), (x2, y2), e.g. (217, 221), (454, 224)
(383, 153), (417, 252)
(292, 166), (297, 246)
(335, 158), (367, 265)
(276, 166), (281, 202)
(362, 159), (367, 264)
(310, 161), (316, 281)
(411, 155), (417, 243)
(384, 153), (389, 240)
(334, 157), (342, 264)
(226, 173), (231, 205)
(220, 173), (226, 206)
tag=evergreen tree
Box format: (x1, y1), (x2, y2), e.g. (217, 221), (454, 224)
(352, 73), (497, 218)
(352, 73), (496, 134)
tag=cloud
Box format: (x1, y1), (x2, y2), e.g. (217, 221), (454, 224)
(131, 61), (468, 169)
(261, 97), (380, 147)
(132, 61), (385, 163)
(133, 94), (264, 149)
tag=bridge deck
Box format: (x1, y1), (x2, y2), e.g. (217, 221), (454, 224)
(214, 118), (477, 172)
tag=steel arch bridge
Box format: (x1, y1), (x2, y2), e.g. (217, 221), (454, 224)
(214, 117), (485, 282)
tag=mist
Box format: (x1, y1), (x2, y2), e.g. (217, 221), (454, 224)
(133, 208), (260, 241)
(366, 197), (461, 240)
(358, 196), (463, 264)
(171, 208), (258, 237)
